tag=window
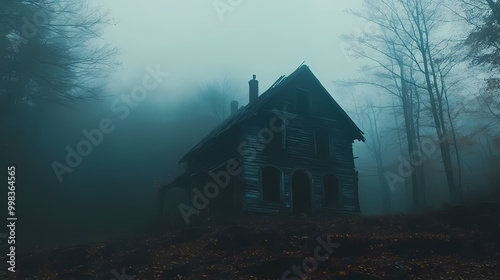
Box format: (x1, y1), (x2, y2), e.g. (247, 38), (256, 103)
(296, 89), (310, 114)
(323, 174), (340, 208)
(269, 117), (286, 151)
(315, 129), (330, 157)
(262, 167), (281, 202)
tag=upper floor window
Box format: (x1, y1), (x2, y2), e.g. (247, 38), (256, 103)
(315, 129), (331, 157)
(269, 117), (286, 151)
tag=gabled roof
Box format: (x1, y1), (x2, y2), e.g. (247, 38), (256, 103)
(179, 64), (364, 163)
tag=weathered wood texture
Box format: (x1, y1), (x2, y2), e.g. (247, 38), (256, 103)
(163, 65), (364, 216)
(238, 69), (360, 214)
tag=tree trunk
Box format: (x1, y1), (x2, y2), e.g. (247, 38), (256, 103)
(397, 59), (420, 209)
(415, 3), (461, 203)
(486, 0), (500, 26)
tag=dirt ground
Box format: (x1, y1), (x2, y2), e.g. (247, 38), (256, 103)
(2, 200), (500, 280)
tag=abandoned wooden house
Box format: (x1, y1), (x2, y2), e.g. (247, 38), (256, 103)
(160, 64), (365, 220)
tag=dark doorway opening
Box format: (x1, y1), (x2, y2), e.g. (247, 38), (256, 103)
(292, 170), (311, 214)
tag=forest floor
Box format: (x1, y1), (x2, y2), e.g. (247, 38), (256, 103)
(2, 198), (500, 280)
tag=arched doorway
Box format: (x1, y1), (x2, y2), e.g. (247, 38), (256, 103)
(292, 170), (311, 215)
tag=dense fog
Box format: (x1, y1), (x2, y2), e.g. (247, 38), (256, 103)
(1, 0), (499, 251)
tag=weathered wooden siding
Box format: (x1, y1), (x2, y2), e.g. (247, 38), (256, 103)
(175, 66), (362, 217)
(186, 130), (240, 173)
(238, 70), (360, 214)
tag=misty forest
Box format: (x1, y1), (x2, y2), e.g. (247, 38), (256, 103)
(1, 0), (500, 279)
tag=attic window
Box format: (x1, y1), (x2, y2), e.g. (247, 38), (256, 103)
(262, 167), (281, 203)
(296, 89), (310, 114)
(269, 117), (286, 151)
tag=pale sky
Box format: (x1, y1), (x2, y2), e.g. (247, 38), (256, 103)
(89, 0), (366, 101)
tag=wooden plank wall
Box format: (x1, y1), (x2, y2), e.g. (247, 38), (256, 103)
(239, 71), (360, 214)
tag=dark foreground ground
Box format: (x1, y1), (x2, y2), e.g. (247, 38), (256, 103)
(2, 200), (500, 280)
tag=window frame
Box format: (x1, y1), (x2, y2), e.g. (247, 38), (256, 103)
(314, 128), (331, 158)
(268, 116), (286, 151)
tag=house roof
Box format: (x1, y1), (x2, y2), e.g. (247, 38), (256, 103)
(179, 64), (365, 164)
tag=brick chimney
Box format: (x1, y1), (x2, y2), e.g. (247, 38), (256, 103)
(231, 100), (238, 115)
(249, 74), (258, 104)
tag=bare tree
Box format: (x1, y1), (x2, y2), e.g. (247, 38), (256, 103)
(455, 0), (500, 121)
(345, 0), (465, 203)
(198, 77), (238, 125)
(341, 5), (429, 208)
(0, 0), (117, 118)
(346, 94), (393, 212)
